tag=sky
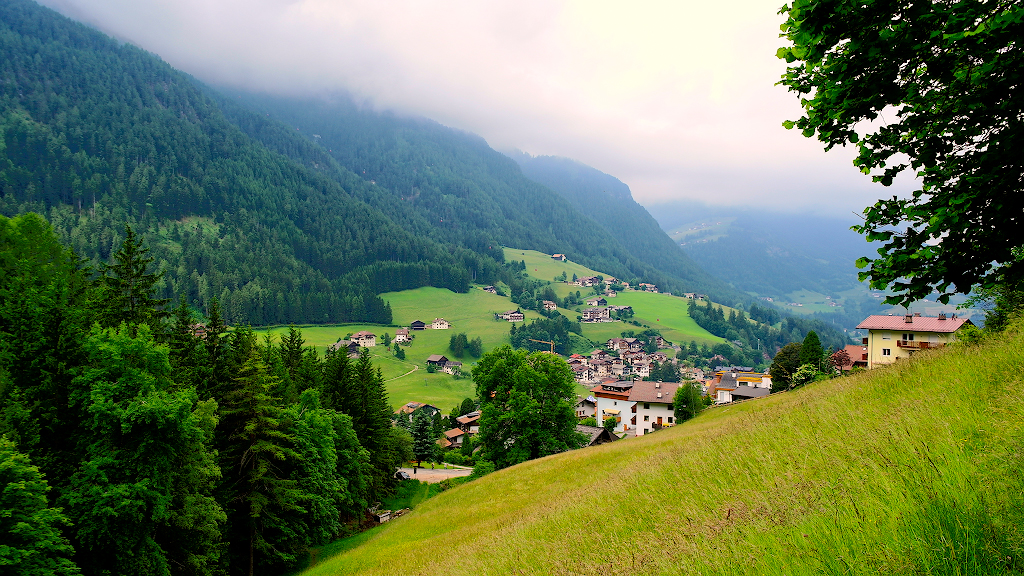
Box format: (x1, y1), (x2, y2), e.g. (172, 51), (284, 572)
(39, 0), (915, 216)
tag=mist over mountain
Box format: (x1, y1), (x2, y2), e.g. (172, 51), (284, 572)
(0, 0), (740, 326)
(508, 151), (744, 303)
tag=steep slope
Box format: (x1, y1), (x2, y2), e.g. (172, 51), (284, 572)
(510, 152), (744, 303)
(219, 91), (728, 300)
(0, 0), (500, 324)
(302, 330), (1024, 575)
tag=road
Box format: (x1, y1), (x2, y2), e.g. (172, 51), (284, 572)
(398, 465), (473, 483)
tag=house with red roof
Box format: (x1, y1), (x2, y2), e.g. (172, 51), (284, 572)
(856, 313), (973, 369)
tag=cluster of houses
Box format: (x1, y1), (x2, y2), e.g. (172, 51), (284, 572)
(408, 318), (450, 330)
(567, 337), (671, 382)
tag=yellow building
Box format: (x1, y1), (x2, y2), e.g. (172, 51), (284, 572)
(856, 313), (973, 369)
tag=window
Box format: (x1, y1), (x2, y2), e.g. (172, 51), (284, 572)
(643, 415), (649, 421)
(668, 417), (674, 424)
(644, 403), (650, 409)
(882, 332), (891, 340)
(613, 401), (617, 406)
(902, 333), (914, 341)
(882, 348), (891, 356)
(667, 404), (673, 410)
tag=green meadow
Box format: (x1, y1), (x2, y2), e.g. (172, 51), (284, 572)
(298, 324), (1024, 575)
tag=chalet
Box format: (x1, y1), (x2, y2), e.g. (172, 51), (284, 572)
(425, 354), (450, 369)
(610, 305), (633, 315)
(606, 337), (626, 351)
(410, 320), (427, 331)
(573, 276), (600, 287)
(575, 424), (619, 446)
(394, 328), (410, 343)
(499, 310), (525, 322)
(610, 363), (630, 377)
(327, 340), (360, 357)
(590, 359), (611, 378)
(572, 365), (595, 383)
(629, 380), (686, 436)
(575, 396), (597, 419)
(856, 313), (973, 369)
(633, 361), (652, 379)
(653, 336), (669, 348)
(188, 323), (208, 339)
(551, 254), (567, 261)
(586, 297), (608, 307)
(442, 428), (468, 448)
(441, 360), (462, 375)
(483, 286), (498, 294)
(590, 381), (636, 433)
(650, 352), (669, 363)
(604, 289), (617, 297)
(542, 300), (558, 311)
(351, 330), (376, 347)
(582, 307), (611, 322)
(456, 411), (481, 433)
(431, 318), (450, 329)
(638, 283), (658, 292)
(396, 401), (442, 420)
(590, 349), (610, 361)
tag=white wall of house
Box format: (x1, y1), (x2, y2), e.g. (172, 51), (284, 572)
(716, 389), (733, 404)
(596, 396), (635, 433)
(634, 401), (675, 436)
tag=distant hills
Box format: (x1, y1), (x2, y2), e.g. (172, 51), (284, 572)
(508, 152), (744, 304)
(0, 0), (742, 326)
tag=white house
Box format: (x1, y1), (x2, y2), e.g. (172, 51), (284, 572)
(394, 328), (410, 343)
(590, 381), (636, 433)
(431, 318), (450, 329)
(351, 331), (376, 347)
(628, 381), (685, 436)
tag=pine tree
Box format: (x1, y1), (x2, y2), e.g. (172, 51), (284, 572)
(218, 345), (305, 576)
(800, 331), (824, 370)
(99, 225), (171, 333)
(411, 410), (434, 464)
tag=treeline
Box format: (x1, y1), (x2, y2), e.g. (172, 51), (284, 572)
(687, 299), (851, 365)
(0, 214), (409, 575)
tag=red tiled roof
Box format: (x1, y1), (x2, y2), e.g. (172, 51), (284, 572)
(856, 315), (971, 333)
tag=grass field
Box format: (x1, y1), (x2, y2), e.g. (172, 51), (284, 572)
(299, 323), (1024, 575)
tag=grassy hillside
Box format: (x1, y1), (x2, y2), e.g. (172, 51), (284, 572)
(300, 326), (1024, 575)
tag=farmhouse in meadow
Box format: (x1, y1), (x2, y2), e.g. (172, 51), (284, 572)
(431, 318), (450, 329)
(856, 313), (973, 369)
(351, 331), (376, 347)
(394, 328), (410, 343)
(551, 253), (566, 261)
(498, 310), (525, 322)
(410, 320), (426, 330)
(542, 300), (557, 311)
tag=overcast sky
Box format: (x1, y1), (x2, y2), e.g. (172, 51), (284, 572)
(40, 0), (913, 216)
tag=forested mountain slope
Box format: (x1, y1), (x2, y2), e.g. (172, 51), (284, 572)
(0, 0), (491, 324)
(218, 91), (730, 300)
(0, 0), (740, 325)
(509, 152), (743, 302)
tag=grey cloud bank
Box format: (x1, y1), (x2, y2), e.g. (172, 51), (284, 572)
(39, 0), (911, 216)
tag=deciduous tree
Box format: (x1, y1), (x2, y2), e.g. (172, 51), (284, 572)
(778, 0), (1024, 304)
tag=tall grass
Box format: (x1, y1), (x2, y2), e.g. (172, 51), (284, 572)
(301, 321), (1024, 575)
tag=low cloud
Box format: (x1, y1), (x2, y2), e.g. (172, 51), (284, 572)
(40, 0), (912, 215)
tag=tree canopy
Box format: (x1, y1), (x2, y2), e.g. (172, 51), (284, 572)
(778, 0), (1024, 304)
(472, 346), (584, 469)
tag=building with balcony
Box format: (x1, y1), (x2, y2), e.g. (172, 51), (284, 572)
(856, 313), (973, 369)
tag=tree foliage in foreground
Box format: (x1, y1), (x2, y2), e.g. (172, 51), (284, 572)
(778, 0), (1024, 304)
(473, 346), (585, 469)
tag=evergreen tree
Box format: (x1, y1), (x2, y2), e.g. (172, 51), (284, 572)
(98, 225), (171, 333)
(411, 411), (434, 464)
(218, 343), (304, 576)
(800, 331), (824, 370)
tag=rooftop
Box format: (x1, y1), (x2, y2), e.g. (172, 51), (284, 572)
(856, 314), (972, 333)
